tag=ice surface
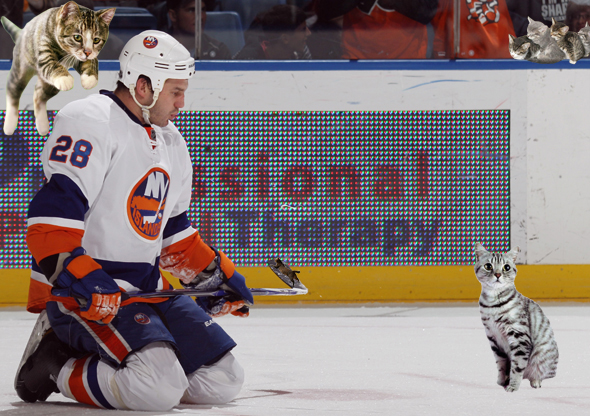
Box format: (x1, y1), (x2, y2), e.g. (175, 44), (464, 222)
(0, 304), (589, 415)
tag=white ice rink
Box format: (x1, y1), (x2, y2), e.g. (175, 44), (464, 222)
(0, 304), (589, 416)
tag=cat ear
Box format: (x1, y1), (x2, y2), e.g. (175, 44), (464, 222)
(97, 7), (116, 26)
(507, 246), (521, 262)
(560, 25), (569, 34)
(552, 17), (557, 25)
(528, 16), (533, 24)
(474, 243), (487, 259)
(586, 22), (589, 28)
(59, 1), (80, 20)
(509, 34), (515, 44)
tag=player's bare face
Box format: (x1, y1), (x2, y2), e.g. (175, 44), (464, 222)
(149, 79), (188, 127)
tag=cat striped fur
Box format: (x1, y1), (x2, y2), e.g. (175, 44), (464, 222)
(550, 18), (585, 64)
(474, 243), (558, 392)
(1, 1), (115, 136)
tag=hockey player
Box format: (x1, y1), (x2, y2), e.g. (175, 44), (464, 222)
(15, 30), (253, 411)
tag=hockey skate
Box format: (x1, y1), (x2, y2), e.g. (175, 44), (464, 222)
(14, 310), (77, 402)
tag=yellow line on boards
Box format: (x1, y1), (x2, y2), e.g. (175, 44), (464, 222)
(1, 265), (590, 307)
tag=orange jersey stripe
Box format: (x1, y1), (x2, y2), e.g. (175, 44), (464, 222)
(67, 255), (102, 279)
(27, 223), (83, 264)
(160, 231), (215, 282)
(219, 250), (235, 278)
(68, 356), (98, 407)
(81, 314), (131, 363)
(27, 275), (172, 313)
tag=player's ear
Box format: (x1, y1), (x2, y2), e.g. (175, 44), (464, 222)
(136, 77), (152, 99)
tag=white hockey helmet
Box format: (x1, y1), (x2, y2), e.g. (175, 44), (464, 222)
(118, 30), (194, 124)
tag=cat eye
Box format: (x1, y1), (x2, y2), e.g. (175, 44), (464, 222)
(503, 264), (511, 271)
(93, 38), (101, 44)
(73, 34), (82, 42)
(483, 263), (492, 271)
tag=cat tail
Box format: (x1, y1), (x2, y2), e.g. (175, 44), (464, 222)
(0, 16), (22, 43)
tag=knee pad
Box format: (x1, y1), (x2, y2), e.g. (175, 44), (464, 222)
(112, 342), (188, 411)
(183, 352), (244, 405)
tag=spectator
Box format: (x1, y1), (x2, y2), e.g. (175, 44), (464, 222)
(0, 0), (23, 59)
(312, 0), (452, 59)
(167, 0), (231, 59)
(566, 0), (590, 32)
(234, 4), (311, 60)
(458, 0), (516, 58)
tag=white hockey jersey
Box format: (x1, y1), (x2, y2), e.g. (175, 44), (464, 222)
(26, 91), (215, 312)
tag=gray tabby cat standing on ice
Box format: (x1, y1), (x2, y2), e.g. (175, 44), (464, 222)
(1, 1), (115, 136)
(474, 243), (558, 392)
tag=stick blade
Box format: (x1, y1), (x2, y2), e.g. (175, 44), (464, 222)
(267, 258), (307, 291)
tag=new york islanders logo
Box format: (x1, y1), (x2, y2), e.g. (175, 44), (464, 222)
(143, 35), (158, 49)
(127, 167), (170, 241)
(134, 313), (151, 325)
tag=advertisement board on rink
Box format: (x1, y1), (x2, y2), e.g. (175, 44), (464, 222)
(0, 110), (509, 267)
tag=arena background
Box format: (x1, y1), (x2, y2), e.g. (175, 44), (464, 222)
(1, 60), (589, 306)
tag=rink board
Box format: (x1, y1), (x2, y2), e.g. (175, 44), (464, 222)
(1, 265), (590, 307)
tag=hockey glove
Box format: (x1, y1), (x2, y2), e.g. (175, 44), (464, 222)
(195, 271), (252, 317)
(52, 247), (121, 324)
(183, 248), (253, 317)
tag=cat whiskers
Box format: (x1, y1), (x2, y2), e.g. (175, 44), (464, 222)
(59, 54), (79, 70)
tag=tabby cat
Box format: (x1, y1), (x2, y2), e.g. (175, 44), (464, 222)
(1, 1), (115, 136)
(550, 18), (585, 64)
(508, 34), (542, 62)
(474, 243), (558, 392)
(526, 17), (565, 63)
(577, 22), (590, 58)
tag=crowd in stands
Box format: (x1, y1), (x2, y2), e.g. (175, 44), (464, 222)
(1, 0), (590, 60)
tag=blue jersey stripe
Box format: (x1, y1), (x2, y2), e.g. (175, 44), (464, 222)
(28, 174), (89, 222)
(86, 355), (115, 409)
(97, 258), (162, 291)
(163, 212), (191, 240)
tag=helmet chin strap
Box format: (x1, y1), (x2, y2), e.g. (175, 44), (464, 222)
(129, 84), (161, 125)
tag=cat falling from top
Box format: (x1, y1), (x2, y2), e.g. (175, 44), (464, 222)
(1, 1), (115, 136)
(550, 18), (585, 64)
(474, 243), (558, 392)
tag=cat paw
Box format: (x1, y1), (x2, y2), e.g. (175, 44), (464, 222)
(496, 375), (509, 387)
(504, 384), (519, 393)
(2, 125), (16, 136)
(53, 74), (74, 91)
(81, 74), (98, 89)
(2, 113), (18, 135)
(35, 117), (50, 136)
(530, 380), (542, 388)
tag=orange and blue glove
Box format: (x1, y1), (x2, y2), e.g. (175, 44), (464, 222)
(52, 247), (121, 324)
(183, 248), (253, 318)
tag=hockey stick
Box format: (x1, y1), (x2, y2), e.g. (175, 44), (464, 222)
(123, 258), (307, 299)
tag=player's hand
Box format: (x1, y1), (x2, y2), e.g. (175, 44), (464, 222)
(196, 270), (253, 317)
(197, 295), (249, 318)
(183, 248), (253, 317)
(52, 247), (121, 324)
(81, 293), (121, 323)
